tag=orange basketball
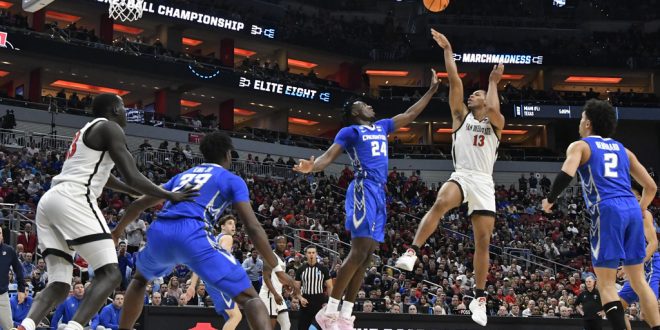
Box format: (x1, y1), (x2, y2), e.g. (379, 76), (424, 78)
(423, 0), (450, 12)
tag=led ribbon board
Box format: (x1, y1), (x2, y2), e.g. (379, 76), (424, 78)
(237, 77), (331, 103)
(453, 53), (543, 65)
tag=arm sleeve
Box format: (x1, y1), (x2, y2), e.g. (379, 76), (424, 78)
(377, 119), (396, 135)
(334, 127), (357, 150)
(12, 250), (25, 292)
(228, 175), (250, 203)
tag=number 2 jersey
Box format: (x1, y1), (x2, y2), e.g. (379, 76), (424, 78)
(157, 163), (249, 227)
(577, 136), (635, 211)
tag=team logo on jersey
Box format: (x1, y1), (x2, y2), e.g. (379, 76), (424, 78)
(352, 180), (366, 229)
(590, 206), (601, 260)
(219, 291), (233, 308)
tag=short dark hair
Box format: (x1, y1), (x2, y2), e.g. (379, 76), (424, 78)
(341, 97), (361, 127)
(218, 215), (236, 227)
(583, 99), (617, 138)
(305, 245), (317, 253)
(200, 132), (233, 163)
(92, 93), (120, 117)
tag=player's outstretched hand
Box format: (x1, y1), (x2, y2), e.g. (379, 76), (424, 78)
(167, 185), (199, 203)
(429, 68), (440, 93)
(276, 271), (298, 296)
(541, 198), (553, 213)
(489, 63), (504, 84)
(430, 28), (451, 50)
(293, 156), (315, 174)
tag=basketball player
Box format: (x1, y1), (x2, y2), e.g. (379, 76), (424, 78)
(184, 215), (242, 330)
(260, 236), (291, 330)
(395, 29), (504, 326)
(541, 99), (660, 330)
(617, 181), (660, 330)
(294, 66), (440, 329)
(16, 94), (196, 330)
(114, 132), (296, 330)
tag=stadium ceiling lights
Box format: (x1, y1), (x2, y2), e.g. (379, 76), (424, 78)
(234, 48), (256, 57)
(436, 128), (527, 135)
(565, 76), (622, 84)
(180, 99), (201, 107)
(288, 117), (319, 126)
(436, 72), (467, 78)
(233, 108), (256, 116)
(0, 70), (9, 77)
(365, 70), (409, 77)
(397, 127), (411, 132)
(287, 59), (318, 69)
(501, 74), (525, 80)
(50, 80), (129, 95)
(0, 1), (13, 9)
(113, 24), (144, 35)
(45, 11), (81, 22)
(182, 37), (203, 46)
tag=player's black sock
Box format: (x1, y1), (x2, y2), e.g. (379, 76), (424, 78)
(474, 289), (486, 298)
(603, 301), (626, 330)
(410, 244), (420, 255)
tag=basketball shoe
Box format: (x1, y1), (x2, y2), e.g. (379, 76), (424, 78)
(315, 306), (339, 330)
(395, 248), (418, 271)
(469, 296), (488, 326)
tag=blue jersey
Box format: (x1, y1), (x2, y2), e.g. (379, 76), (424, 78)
(334, 119), (395, 184)
(158, 164), (250, 227)
(577, 136), (635, 211)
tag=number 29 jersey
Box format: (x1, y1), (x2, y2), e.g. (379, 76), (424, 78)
(452, 112), (499, 175)
(577, 136), (635, 210)
(157, 163), (249, 226)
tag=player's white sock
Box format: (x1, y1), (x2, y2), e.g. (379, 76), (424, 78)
(277, 312), (291, 330)
(325, 297), (340, 314)
(340, 301), (355, 319)
(20, 318), (36, 330)
(63, 321), (84, 330)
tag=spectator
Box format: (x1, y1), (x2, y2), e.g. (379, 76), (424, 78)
(117, 241), (134, 290)
(95, 293), (123, 330)
(21, 252), (34, 278)
(186, 281), (208, 307)
(0, 226), (24, 330)
(242, 249), (263, 292)
(150, 292), (162, 306)
(124, 217), (146, 254)
(51, 281), (85, 330)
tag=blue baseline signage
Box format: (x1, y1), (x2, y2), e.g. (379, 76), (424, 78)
(93, 0), (276, 39)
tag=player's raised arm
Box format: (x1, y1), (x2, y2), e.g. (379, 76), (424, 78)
(431, 29), (467, 124)
(486, 63), (505, 130)
(627, 148), (658, 212)
(391, 69), (439, 130)
(293, 144), (344, 174)
(542, 141), (588, 212)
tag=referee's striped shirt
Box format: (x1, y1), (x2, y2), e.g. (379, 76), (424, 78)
(295, 262), (330, 295)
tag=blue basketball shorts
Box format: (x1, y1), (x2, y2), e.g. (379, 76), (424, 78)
(136, 218), (251, 298)
(590, 197), (645, 269)
(345, 179), (386, 242)
(618, 253), (660, 304)
(206, 285), (235, 320)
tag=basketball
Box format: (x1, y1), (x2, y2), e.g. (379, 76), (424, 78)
(423, 0), (450, 12)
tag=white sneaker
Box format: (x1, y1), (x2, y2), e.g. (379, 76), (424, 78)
(469, 296), (488, 326)
(395, 248), (418, 271)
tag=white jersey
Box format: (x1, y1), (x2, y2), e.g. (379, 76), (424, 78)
(51, 118), (115, 198)
(451, 112), (499, 175)
(260, 251), (285, 294)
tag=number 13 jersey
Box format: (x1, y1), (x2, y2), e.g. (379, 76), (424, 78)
(452, 112), (499, 175)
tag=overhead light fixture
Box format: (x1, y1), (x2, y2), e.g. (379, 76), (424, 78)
(288, 117), (319, 126)
(436, 128), (527, 135)
(436, 72), (467, 78)
(0, 1), (13, 9)
(233, 108), (256, 116)
(0, 61), (10, 65)
(565, 76), (622, 84)
(501, 74), (525, 80)
(0, 70), (9, 77)
(288, 59), (318, 69)
(397, 127), (411, 132)
(365, 70), (409, 77)
(234, 48), (256, 57)
(51, 80), (129, 95)
(182, 37), (203, 46)
(180, 99), (201, 107)
(113, 24), (144, 35)
(45, 11), (81, 23)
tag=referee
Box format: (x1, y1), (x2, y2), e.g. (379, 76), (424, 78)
(0, 226), (25, 330)
(295, 246), (332, 330)
(575, 276), (603, 330)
